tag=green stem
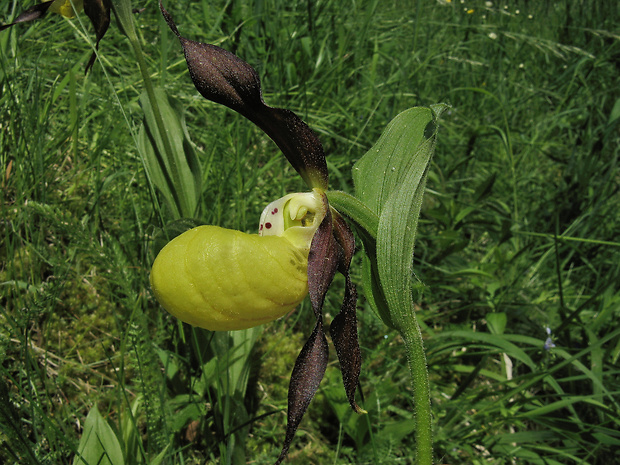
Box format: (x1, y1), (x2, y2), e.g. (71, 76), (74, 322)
(399, 317), (433, 465)
(331, 193), (434, 462)
(327, 189), (433, 463)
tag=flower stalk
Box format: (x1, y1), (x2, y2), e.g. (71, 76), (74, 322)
(402, 317), (433, 465)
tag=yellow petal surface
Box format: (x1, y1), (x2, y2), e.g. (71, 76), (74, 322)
(49, 0), (84, 18)
(150, 226), (309, 331)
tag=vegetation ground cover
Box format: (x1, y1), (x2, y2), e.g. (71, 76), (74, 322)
(1, 0), (619, 464)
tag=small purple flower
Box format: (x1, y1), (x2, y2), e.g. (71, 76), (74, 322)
(544, 326), (556, 350)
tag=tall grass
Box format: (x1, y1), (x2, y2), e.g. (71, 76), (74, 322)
(1, 0), (619, 464)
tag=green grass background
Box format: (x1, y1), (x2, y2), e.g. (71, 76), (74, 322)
(1, 0), (619, 464)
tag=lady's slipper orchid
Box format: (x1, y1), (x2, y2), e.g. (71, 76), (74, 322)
(155, 2), (366, 462)
(150, 190), (327, 331)
(0, 0), (111, 73)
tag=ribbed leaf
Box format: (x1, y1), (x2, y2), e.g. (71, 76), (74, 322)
(353, 107), (439, 215)
(353, 106), (447, 330)
(139, 88), (202, 219)
(73, 405), (124, 465)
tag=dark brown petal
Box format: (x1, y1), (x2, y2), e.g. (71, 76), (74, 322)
(330, 212), (365, 413)
(329, 275), (364, 413)
(276, 194), (340, 463)
(274, 319), (329, 465)
(332, 210), (356, 272)
(0, 1), (55, 32)
(83, 0), (111, 74)
(307, 200), (341, 317)
(159, 1), (328, 190)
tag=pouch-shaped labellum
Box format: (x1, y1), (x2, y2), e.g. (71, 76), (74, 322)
(150, 226), (309, 331)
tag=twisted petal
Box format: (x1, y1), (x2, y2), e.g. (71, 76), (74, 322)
(276, 194), (342, 463)
(330, 212), (365, 413)
(0, 1), (55, 31)
(159, 1), (329, 190)
(307, 200), (341, 318)
(0, 0), (110, 74)
(275, 318), (329, 465)
(83, 0), (111, 73)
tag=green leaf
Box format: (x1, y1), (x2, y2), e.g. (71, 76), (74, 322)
(139, 88), (202, 220)
(608, 98), (620, 125)
(326, 191), (378, 242)
(353, 106), (442, 215)
(74, 405), (125, 465)
(519, 396), (609, 419)
(110, 0), (138, 41)
(436, 330), (536, 370)
(353, 105), (447, 330)
(487, 312), (507, 335)
(149, 445), (171, 465)
(351, 106), (446, 465)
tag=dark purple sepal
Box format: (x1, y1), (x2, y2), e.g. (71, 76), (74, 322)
(0, 1), (55, 32)
(329, 275), (364, 413)
(159, 1), (329, 190)
(83, 0), (111, 74)
(307, 201), (341, 316)
(276, 195), (340, 463)
(332, 210), (356, 271)
(274, 318), (329, 465)
(330, 211), (364, 413)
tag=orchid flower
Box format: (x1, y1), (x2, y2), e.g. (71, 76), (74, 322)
(0, 0), (111, 73)
(151, 2), (365, 462)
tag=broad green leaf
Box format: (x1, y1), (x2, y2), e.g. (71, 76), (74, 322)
(110, 0), (137, 41)
(353, 106), (442, 215)
(349, 106), (446, 465)
(487, 312), (507, 335)
(352, 105), (446, 330)
(139, 88), (202, 220)
(74, 405), (125, 465)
